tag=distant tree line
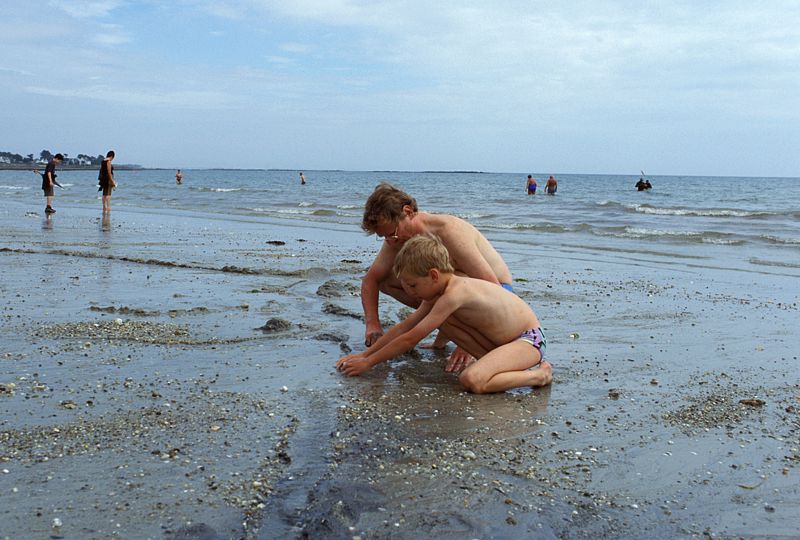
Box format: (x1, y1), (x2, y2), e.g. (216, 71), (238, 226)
(0, 150), (105, 166)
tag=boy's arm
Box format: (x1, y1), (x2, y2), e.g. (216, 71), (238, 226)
(339, 290), (463, 376)
(363, 300), (431, 354)
(360, 242), (397, 344)
(338, 301), (432, 376)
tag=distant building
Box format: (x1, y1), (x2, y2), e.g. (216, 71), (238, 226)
(0, 156), (10, 164)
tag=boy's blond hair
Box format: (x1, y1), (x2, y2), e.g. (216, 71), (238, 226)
(393, 234), (454, 278)
(361, 182), (418, 233)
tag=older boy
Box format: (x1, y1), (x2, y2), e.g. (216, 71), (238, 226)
(338, 235), (552, 394)
(360, 182), (513, 372)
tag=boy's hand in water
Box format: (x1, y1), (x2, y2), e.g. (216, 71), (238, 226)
(337, 353), (374, 376)
(444, 346), (475, 373)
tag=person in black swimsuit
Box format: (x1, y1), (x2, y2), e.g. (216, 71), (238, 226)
(98, 150), (116, 213)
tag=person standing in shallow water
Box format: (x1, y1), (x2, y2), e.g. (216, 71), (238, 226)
(545, 175), (558, 195)
(300, 171), (306, 185)
(98, 150), (116, 213)
(40, 153), (63, 214)
(526, 175), (537, 195)
(175, 169), (183, 185)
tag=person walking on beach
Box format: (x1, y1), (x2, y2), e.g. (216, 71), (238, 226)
(300, 171), (306, 185)
(98, 150), (116, 213)
(338, 235), (552, 393)
(360, 182), (513, 373)
(545, 175), (558, 195)
(39, 153), (63, 214)
(526, 175), (537, 195)
(175, 169), (183, 185)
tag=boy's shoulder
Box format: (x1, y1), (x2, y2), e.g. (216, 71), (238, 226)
(441, 274), (482, 298)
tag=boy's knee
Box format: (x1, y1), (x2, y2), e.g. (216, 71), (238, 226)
(459, 370), (488, 394)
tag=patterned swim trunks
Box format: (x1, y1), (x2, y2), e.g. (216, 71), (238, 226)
(518, 327), (546, 367)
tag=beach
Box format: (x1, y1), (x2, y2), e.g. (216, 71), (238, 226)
(1, 171), (799, 539)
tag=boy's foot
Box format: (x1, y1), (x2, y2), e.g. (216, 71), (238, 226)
(45, 207), (55, 214)
(530, 361), (553, 387)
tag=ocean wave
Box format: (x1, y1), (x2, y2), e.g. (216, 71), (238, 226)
(621, 227), (701, 238)
(454, 212), (496, 220)
(760, 235), (800, 246)
(700, 237), (745, 245)
(608, 227), (746, 245)
(0, 185), (30, 190)
(263, 207), (340, 217)
(191, 187), (243, 192)
(489, 222), (592, 233)
(271, 208), (310, 215)
(298, 201), (314, 207)
(597, 200), (774, 218)
(749, 257), (800, 269)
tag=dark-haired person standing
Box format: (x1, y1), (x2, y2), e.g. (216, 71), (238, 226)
(41, 153), (64, 214)
(98, 150), (116, 213)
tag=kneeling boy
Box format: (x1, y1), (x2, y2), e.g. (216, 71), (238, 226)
(336, 235), (552, 393)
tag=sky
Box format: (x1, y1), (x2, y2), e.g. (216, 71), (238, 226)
(1, 1), (799, 176)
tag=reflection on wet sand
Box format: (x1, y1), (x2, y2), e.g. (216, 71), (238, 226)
(42, 214), (53, 230)
(352, 353), (551, 439)
(101, 213), (111, 232)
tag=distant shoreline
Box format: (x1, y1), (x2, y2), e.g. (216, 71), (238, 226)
(0, 165), (483, 174)
(0, 164), (143, 172)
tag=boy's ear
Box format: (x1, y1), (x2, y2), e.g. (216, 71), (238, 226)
(429, 268), (440, 281)
(402, 204), (414, 217)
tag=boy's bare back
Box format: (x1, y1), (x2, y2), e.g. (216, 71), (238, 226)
(423, 274), (539, 357)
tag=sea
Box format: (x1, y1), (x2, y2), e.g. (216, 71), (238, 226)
(2, 169), (799, 276)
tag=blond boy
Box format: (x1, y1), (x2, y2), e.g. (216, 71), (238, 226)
(337, 235), (552, 394)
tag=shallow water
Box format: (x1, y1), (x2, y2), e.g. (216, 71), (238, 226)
(3, 169), (799, 253)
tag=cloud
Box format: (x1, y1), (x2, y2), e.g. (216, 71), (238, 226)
(265, 55), (293, 64)
(0, 65), (34, 76)
(93, 24), (131, 46)
(279, 42), (312, 54)
(48, 0), (122, 18)
(192, 0), (246, 20)
(24, 84), (236, 109)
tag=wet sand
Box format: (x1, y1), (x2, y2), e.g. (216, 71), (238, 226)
(1, 201), (798, 539)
